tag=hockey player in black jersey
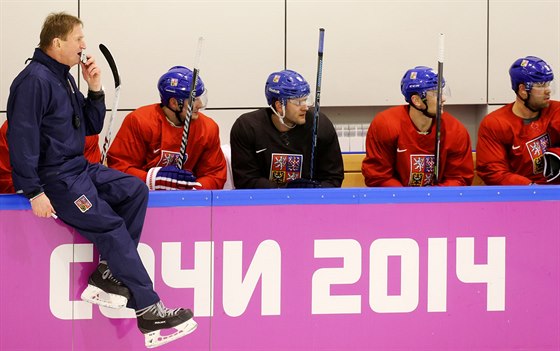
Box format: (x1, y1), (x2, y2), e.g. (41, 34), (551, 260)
(230, 69), (344, 189)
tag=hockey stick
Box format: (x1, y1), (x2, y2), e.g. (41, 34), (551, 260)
(99, 43), (121, 164)
(310, 28), (325, 180)
(433, 33), (444, 184)
(177, 37), (204, 170)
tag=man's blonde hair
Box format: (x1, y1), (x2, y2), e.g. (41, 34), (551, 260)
(39, 12), (82, 51)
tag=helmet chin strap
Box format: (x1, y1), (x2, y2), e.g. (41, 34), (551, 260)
(517, 83), (541, 113)
(176, 101), (184, 124)
(163, 100), (184, 126)
(269, 103), (296, 129)
(410, 100), (436, 119)
(519, 93), (540, 113)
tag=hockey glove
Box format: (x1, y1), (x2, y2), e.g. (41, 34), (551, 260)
(543, 148), (560, 182)
(286, 178), (322, 188)
(146, 166), (202, 190)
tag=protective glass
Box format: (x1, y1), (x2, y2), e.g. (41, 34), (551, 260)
(287, 95), (314, 107)
(530, 80), (555, 96)
(426, 85), (452, 100)
(195, 89), (208, 110)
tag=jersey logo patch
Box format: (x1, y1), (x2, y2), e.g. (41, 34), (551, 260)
(74, 194), (93, 213)
(409, 154), (435, 186)
(270, 153), (303, 185)
(525, 133), (550, 175)
(156, 150), (184, 167)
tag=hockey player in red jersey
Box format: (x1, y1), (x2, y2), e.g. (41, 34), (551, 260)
(477, 56), (560, 185)
(362, 66), (473, 187)
(107, 66), (226, 190)
(0, 120), (101, 193)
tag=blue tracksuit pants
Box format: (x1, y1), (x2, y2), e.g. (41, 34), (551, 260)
(43, 158), (159, 310)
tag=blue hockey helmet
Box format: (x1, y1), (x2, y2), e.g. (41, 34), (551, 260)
(158, 66), (205, 107)
(265, 70), (310, 105)
(400, 66), (444, 104)
(509, 56), (554, 92)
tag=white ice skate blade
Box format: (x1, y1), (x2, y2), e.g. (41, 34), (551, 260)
(145, 318), (198, 348)
(81, 284), (127, 309)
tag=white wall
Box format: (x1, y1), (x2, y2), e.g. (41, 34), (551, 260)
(1, 0), (559, 150)
(488, 0), (560, 104)
(287, 0), (488, 106)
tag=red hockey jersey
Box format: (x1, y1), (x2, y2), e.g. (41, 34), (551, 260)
(476, 101), (560, 185)
(362, 105), (473, 187)
(107, 104), (226, 190)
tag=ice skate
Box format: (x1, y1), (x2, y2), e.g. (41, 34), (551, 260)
(81, 262), (131, 309)
(136, 301), (197, 348)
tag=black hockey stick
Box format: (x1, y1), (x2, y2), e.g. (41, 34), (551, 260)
(99, 43), (121, 164)
(310, 28), (325, 180)
(433, 33), (444, 184)
(177, 37), (204, 170)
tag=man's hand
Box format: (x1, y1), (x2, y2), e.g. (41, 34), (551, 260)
(80, 54), (102, 92)
(30, 193), (56, 218)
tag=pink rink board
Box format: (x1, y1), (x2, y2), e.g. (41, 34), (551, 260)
(1, 187), (559, 351)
